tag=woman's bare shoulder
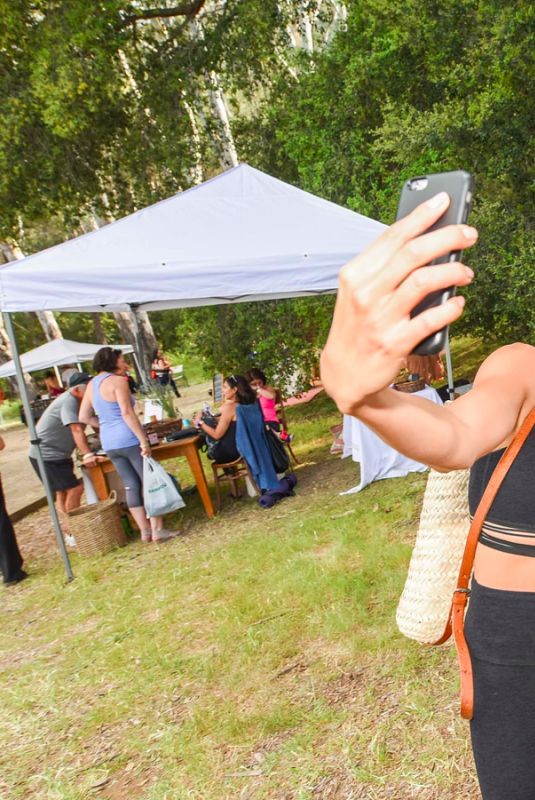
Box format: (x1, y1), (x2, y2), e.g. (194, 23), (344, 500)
(473, 343), (535, 401)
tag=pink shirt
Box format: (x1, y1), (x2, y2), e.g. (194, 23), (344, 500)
(259, 395), (279, 424)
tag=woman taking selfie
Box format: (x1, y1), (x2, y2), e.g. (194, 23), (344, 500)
(321, 191), (535, 800)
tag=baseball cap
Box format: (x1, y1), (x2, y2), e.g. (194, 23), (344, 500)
(68, 371), (91, 388)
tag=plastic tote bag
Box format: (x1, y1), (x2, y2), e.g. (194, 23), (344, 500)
(142, 457), (186, 517)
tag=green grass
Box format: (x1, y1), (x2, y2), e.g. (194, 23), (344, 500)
(0, 341), (489, 800)
(0, 398), (22, 425)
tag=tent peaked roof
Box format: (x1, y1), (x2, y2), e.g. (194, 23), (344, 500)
(0, 164), (385, 313)
(0, 338), (133, 378)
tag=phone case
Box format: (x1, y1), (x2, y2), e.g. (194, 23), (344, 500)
(396, 171), (473, 355)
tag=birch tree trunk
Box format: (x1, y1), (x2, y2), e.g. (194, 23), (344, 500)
(189, 14), (239, 169)
(0, 317), (20, 394)
(113, 309), (157, 380)
(35, 311), (63, 341)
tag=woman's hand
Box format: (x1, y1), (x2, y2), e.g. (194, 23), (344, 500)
(140, 441), (152, 458)
(320, 192), (477, 415)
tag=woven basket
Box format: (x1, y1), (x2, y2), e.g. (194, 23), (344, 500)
(396, 468), (470, 644)
(66, 491), (127, 557)
(394, 378), (426, 393)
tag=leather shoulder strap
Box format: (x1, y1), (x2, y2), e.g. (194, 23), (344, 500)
(457, 406), (535, 590)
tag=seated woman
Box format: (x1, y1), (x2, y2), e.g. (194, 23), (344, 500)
(80, 347), (179, 543)
(151, 348), (180, 398)
(245, 369), (280, 430)
(193, 375), (254, 463)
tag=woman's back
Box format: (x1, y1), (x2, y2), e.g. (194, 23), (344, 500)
(92, 373), (138, 451)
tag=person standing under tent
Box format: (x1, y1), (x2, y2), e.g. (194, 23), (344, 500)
(151, 348), (181, 398)
(80, 347), (179, 543)
(0, 435), (27, 586)
(28, 372), (98, 512)
(43, 371), (64, 397)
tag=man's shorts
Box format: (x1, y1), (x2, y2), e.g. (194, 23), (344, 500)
(29, 457), (81, 492)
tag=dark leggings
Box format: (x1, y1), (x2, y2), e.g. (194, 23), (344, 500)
(0, 478), (23, 583)
(464, 578), (535, 799)
(106, 445), (144, 508)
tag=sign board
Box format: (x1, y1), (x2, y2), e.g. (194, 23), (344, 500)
(212, 373), (223, 403)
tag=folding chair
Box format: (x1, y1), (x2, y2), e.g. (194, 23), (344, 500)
(211, 456), (258, 511)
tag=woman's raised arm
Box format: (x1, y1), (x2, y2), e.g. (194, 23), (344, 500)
(320, 192), (535, 469)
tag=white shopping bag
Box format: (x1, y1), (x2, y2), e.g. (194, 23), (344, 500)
(142, 457), (186, 517)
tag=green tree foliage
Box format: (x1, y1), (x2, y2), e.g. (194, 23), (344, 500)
(150, 296), (334, 388)
(240, 0), (535, 343)
(3, 0), (534, 380)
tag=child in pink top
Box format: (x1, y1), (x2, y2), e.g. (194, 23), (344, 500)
(246, 368), (292, 445)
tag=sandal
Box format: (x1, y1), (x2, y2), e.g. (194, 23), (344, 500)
(152, 529), (182, 543)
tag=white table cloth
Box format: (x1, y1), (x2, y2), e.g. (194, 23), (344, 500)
(341, 385), (443, 494)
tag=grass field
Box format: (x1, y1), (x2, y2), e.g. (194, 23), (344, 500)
(1, 341), (494, 799)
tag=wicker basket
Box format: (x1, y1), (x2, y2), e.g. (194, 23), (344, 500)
(394, 377), (425, 393)
(143, 418), (183, 441)
(396, 468), (470, 643)
(66, 491), (127, 557)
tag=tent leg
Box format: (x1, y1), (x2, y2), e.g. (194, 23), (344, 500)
(53, 364), (62, 386)
(3, 313), (74, 582)
(444, 334), (455, 402)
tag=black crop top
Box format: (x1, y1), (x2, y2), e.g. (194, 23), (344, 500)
(469, 427), (535, 556)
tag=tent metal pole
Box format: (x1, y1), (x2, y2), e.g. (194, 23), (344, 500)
(53, 365), (62, 386)
(76, 362), (82, 372)
(3, 313), (74, 581)
(444, 333), (455, 402)
(131, 351), (143, 387)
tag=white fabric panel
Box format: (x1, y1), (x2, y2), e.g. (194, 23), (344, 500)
(0, 338), (133, 378)
(341, 386), (444, 494)
(0, 164), (385, 313)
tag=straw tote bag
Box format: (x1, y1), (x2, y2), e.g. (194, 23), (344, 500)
(396, 467), (470, 645)
(396, 408), (535, 719)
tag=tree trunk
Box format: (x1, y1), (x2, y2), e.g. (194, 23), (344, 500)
(35, 310), (63, 341)
(189, 15), (239, 169)
(113, 309), (157, 381)
(92, 314), (108, 344)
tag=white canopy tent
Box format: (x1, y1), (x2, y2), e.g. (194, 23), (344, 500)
(0, 164), (387, 580)
(0, 338), (134, 378)
(0, 164), (385, 313)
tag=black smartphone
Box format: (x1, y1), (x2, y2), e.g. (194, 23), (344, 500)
(396, 170), (474, 355)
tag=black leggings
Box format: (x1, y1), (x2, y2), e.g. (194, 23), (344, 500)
(0, 479), (23, 583)
(464, 578), (535, 800)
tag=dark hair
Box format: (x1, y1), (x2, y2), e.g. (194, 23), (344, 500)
(151, 348), (160, 362)
(245, 368), (267, 385)
(93, 347), (123, 374)
(44, 370), (55, 379)
(225, 374), (257, 405)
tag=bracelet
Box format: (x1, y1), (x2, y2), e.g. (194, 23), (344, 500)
(82, 452), (94, 461)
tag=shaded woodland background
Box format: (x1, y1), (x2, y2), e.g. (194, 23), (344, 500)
(1, 0), (534, 384)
